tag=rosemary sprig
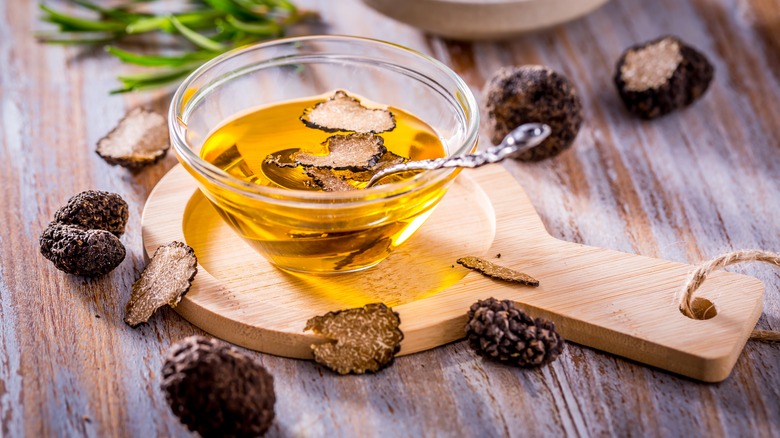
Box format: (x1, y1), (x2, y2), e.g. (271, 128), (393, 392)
(37, 0), (315, 93)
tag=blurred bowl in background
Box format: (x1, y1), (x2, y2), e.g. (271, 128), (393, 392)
(361, 0), (610, 40)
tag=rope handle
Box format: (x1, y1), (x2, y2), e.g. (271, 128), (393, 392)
(679, 250), (780, 342)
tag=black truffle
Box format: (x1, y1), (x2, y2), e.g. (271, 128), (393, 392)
(54, 190), (129, 237)
(614, 36), (714, 119)
(161, 336), (275, 438)
(466, 298), (564, 367)
(39, 222), (126, 277)
(483, 65), (583, 161)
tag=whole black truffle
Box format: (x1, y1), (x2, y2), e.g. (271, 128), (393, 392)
(614, 36), (714, 119)
(39, 222), (126, 277)
(54, 190), (129, 237)
(161, 336), (276, 438)
(466, 298), (564, 367)
(483, 65), (583, 161)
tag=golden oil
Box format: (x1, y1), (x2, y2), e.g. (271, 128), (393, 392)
(197, 91), (452, 273)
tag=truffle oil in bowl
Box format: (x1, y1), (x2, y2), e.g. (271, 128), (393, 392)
(197, 90), (457, 273)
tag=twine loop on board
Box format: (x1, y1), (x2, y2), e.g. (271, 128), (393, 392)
(679, 250), (780, 342)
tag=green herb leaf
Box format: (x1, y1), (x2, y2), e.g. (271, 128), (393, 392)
(107, 46), (215, 67)
(36, 0), (317, 93)
(169, 16), (227, 51)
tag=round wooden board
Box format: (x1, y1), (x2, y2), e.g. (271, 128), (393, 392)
(360, 0), (611, 40)
(142, 164), (764, 382)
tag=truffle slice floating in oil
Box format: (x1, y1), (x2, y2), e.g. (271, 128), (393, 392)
(333, 150), (408, 183)
(161, 336), (276, 438)
(125, 241), (198, 327)
(305, 303), (403, 374)
(483, 65), (583, 161)
(301, 90), (396, 133)
(54, 190), (129, 237)
(40, 222), (126, 277)
(305, 168), (357, 192)
(292, 133), (387, 170)
(96, 107), (169, 169)
(614, 36), (714, 119)
(457, 256), (539, 286)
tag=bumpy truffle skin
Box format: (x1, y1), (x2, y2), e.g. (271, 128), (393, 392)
(40, 223), (126, 277)
(161, 336), (275, 438)
(54, 190), (129, 237)
(483, 65), (583, 161)
(614, 36), (714, 119)
(466, 298), (564, 367)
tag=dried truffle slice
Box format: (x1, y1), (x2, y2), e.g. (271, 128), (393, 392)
(305, 168), (357, 192)
(96, 107), (169, 169)
(40, 222), (126, 277)
(292, 134), (387, 170)
(54, 190), (129, 237)
(301, 90), (396, 133)
(305, 303), (403, 374)
(457, 256), (539, 286)
(162, 336), (275, 438)
(614, 36), (714, 119)
(466, 298), (564, 367)
(483, 65), (583, 161)
(124, 241), (198, 327)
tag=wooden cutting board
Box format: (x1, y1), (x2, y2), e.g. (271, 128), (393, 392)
(141, 164), (763, 382)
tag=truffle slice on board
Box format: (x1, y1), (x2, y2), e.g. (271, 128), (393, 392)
(305, 303), (404, 374)
(482, 65), (583, 161)
(301, 90), (396, 133)
(457, 256), (539, 286)
(614, 35), (714, 119)
(125, 241), (198, 327)
(96, 107), (169, 169)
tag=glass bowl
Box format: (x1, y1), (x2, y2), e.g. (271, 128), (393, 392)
(169, 35), (479, 274)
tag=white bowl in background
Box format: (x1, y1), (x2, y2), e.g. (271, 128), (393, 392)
(361, 0), (610, 40)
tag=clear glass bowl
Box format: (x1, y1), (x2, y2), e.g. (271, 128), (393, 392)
(169, 35), (479, 274)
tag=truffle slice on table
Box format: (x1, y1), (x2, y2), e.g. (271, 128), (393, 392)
(96, 107), (169, 169)
(124, 241), (198, 327)
(466, 298), (564, 367)
(291, 133), (387, 170)
(305, 303), (404, 374)
(54, 190), (129, 237)
(614, 36), (714, 119)
(483, 65), (583, 161)
(39, 222), (126, 277)
(301, 90), (396, 134)
(161, 336), (276, 438)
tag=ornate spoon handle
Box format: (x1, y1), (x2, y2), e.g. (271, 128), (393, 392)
(365, 123), (551, 188)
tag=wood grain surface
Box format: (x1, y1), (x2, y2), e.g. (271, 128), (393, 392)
(1, 0), (778, 436)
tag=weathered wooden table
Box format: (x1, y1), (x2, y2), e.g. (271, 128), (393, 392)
(2, 0), (778, 436)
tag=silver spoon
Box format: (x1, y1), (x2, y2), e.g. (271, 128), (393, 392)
(364, 123), (551, 188)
